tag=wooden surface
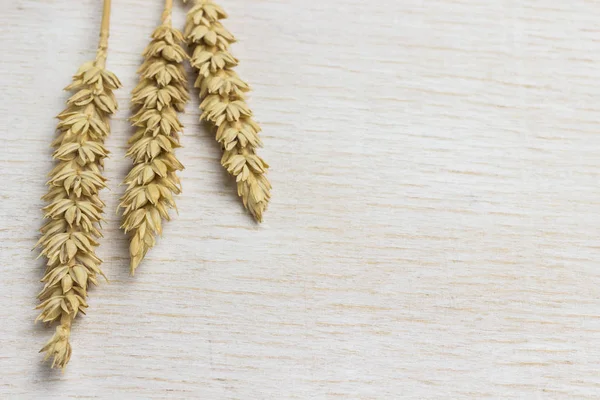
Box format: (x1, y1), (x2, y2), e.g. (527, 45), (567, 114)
(1, 0), (600, 398)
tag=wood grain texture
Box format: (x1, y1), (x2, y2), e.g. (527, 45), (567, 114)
(1, 0), (600, 398)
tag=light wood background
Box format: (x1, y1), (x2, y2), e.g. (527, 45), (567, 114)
(2, 0), (600, 398)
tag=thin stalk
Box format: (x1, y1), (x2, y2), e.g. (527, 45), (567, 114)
(162, 0), (173, 25)
(96, 0), (112, 67)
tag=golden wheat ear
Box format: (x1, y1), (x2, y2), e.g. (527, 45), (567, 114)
(119, 0), (190, 275)
(36, 0), (121, 370)
(183, 0), (271, 222)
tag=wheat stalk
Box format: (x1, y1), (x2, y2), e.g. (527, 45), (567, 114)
(183, 0), (271, 222)
(120, 0), (190, 274)
(35, 0), (120, 369)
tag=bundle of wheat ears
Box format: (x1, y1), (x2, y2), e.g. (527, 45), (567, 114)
(37, 0), (270, 369)
(120, 0), (190, 274)
(36, 0), (120, 369)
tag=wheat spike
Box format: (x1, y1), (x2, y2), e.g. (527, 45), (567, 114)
(120, 0), (190, 274)
(35, 0), (120, 370)
(184, 0), (271, 222)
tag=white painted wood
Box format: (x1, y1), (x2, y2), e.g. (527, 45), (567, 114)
(1, 0), (600, 398)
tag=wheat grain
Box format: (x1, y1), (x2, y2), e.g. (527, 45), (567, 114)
(35, 0), (120, 370)
(184, 0), (271, 222)
(120, 0), (190, 274)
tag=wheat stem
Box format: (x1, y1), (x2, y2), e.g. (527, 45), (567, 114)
(96, 0), (112, 67)
(36, 0), (121, 369)
(162, 0), (174, 25)
(183, 0), (271, 222)
(119, 3), (190, 274)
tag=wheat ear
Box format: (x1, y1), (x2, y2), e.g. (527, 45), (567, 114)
(120, 0), (190, 274)
(184, 0), (271, 222)
(35, 0), (121, 370)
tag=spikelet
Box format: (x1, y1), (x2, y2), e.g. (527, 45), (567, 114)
(120, 5), (190, 274)
(184, 0), (271, 222)
(35, 0), (120, 370)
